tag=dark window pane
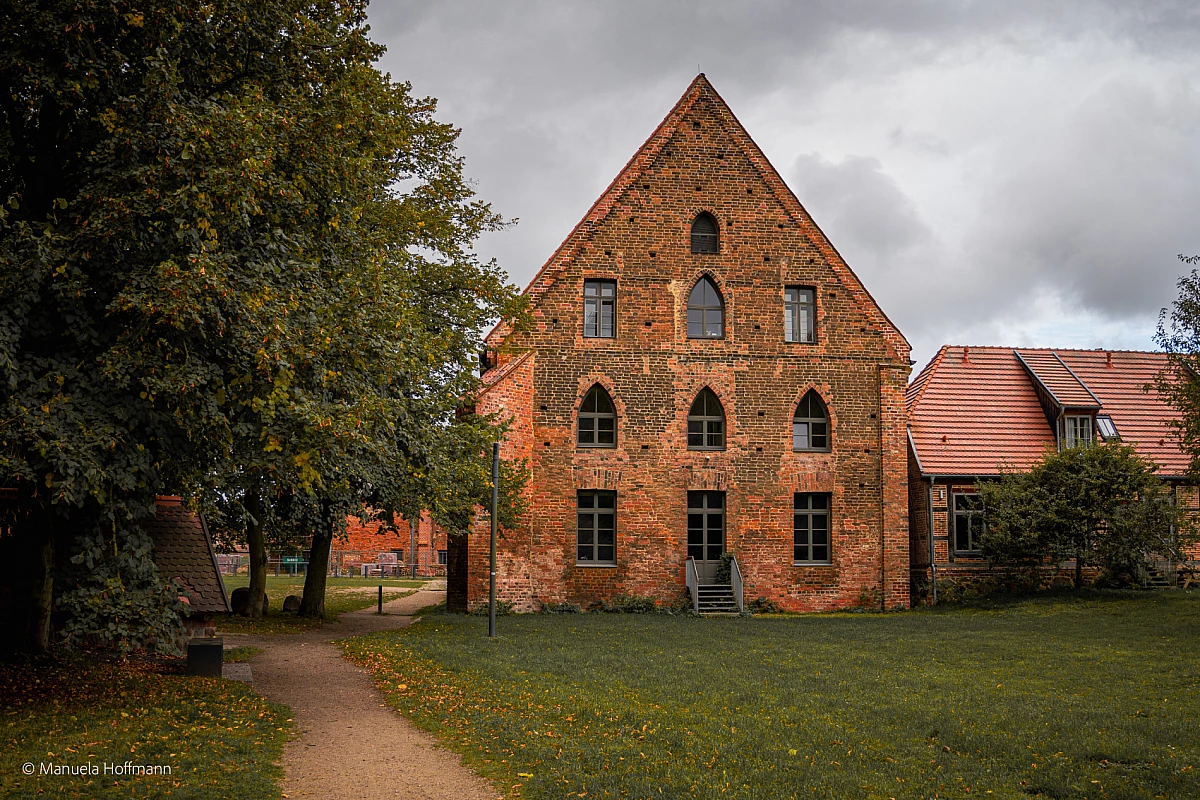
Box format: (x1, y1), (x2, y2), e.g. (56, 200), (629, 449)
(578, 547), (593, 561)
(598, 529), (615, 546)
(597, 546), (615, 562)
(812, 545), (828, 561)
(578, 494), (594, 509)
(688, 545), (704, 560)
(598, 493), (615, 509)
(707, 544), (724, 560)
(597, 513), (615, 530)
(811, 494), (828, 510)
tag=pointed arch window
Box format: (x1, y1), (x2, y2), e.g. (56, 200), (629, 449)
(578, 385), (617, 447)
(691, 212), (719, 254)
(792, 391), (830, 451)
(687, 277), (724, 339)
(687, 388), (725, 450)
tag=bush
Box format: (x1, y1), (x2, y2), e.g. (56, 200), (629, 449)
(540, 601), (582, 614)
(595, 594), (658, 614)
(469, 600), (515, 616)
(747, 596), (782, 614)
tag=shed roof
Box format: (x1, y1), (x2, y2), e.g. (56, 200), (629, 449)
(908, 346), (1186, 478)
(143, 498), (230, 615)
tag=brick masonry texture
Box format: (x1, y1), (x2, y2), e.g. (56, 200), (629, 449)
(338, 512), (447, 577)
(462, 76), (913, 612)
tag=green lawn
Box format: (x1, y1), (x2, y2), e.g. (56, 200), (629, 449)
(0, 658), (289, 799)
(344, 591), (1200, 800)
(217, 575), (425, 634)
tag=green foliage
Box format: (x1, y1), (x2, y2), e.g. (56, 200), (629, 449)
(540, 601), (582, 614)
(469, 599), (515, 617)
(0, 657), (289, 799)
(593, 594), (659, 614)
(55, 526), (187, 656)
(713, 551), (734, 585)
(978, 443), (1193, 584)
(1155, 254), (1200, 479)
(0, 0), (523, 648)
(345, 592), (1200, 800)
(746, 596), (782, 614)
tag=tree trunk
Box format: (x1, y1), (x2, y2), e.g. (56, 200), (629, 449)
(28, 533), (55, 653)
(299, 501), (332, 618)
(446, 530), (469, 613)
(1075, 553), (1084, 589)
(246, 492), (268, 619)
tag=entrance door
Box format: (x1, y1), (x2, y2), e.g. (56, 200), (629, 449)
(687, 491), (725, 584)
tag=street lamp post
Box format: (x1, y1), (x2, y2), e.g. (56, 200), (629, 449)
(489, 441), (499, 638)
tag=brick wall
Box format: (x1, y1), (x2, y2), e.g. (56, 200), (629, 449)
(336, 511), (447, 578)
(464, 76), (911, 613)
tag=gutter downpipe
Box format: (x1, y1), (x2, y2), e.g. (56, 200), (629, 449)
(927, 477), (937, 605)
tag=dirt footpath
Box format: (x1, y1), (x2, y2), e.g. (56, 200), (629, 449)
(239, 587), (498, 800)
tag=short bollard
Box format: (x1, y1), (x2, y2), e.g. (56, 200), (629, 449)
(377, 585), (383, 614)
(188, 636), (223, 677)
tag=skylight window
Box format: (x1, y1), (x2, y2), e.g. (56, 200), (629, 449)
(1096, 415), (1119, 441)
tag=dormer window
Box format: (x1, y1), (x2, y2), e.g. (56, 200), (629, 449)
(690, 213), (719, 254)
(1064, 415), (1093, 448)
(1096, 415), (1119, 441)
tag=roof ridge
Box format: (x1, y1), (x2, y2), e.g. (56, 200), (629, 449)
(485, 75), (710, 347)
(485, 75), (910, 360)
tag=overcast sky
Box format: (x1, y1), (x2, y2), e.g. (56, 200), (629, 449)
(367, 1), (1200, 372)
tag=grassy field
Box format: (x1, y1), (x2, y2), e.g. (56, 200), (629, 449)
(344, 591), (1200, 800)
(0, 657), (289, 799)
(217, 575), (425, 633)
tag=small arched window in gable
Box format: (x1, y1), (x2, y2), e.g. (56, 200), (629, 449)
(688, 388), (726, 450)
(690, 213), (719, 254)
(578, 384), (617, 447)
(793, 391), (830, 451)
(686, 277), (724, 339)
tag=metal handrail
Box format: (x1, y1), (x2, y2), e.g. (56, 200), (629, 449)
(685, 557), (700, 614)
(729, 554), (744, 613)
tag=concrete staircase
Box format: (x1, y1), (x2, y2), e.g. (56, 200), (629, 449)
(696, 584), (739, 615)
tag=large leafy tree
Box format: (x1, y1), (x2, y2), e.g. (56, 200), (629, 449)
(978, 443), (1191, 587)
(1155, 254), (1200, 478)
(1, 0), (522, 649)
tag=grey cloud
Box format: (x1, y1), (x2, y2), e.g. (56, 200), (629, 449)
(366, 1), (1200, 369)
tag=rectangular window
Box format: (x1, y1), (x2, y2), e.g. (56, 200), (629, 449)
(686, 491), (725, 562)
(784, 286), (815, 343)
(952, 492), (986, 553)
(583, 280), (616, 338)
(794, 493), (831, 563)
(1064, 415), (1093, 448)
(577, 490), (616, 564)
(437, 549), (448, 566)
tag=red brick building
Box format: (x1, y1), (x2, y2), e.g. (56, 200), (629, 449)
(907, 346), (1200, 597)
(335, 512), (448, 578)
(455, 75), (912, 613)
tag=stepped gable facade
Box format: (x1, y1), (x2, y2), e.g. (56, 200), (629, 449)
(907, 346), (1200, 595)
(453, 75), (912, 613)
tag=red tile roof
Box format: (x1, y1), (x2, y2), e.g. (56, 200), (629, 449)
(1015, 349), (1100, 408)
(908, 346), (1188, 478)
(1056, 349), (1186, 476)
(143, 497), (231, 615)
(908, 346), (1056, 476)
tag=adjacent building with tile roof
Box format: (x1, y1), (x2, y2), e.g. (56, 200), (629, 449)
(907, 345), (1197, 597)
(451, 75), (912, 613)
